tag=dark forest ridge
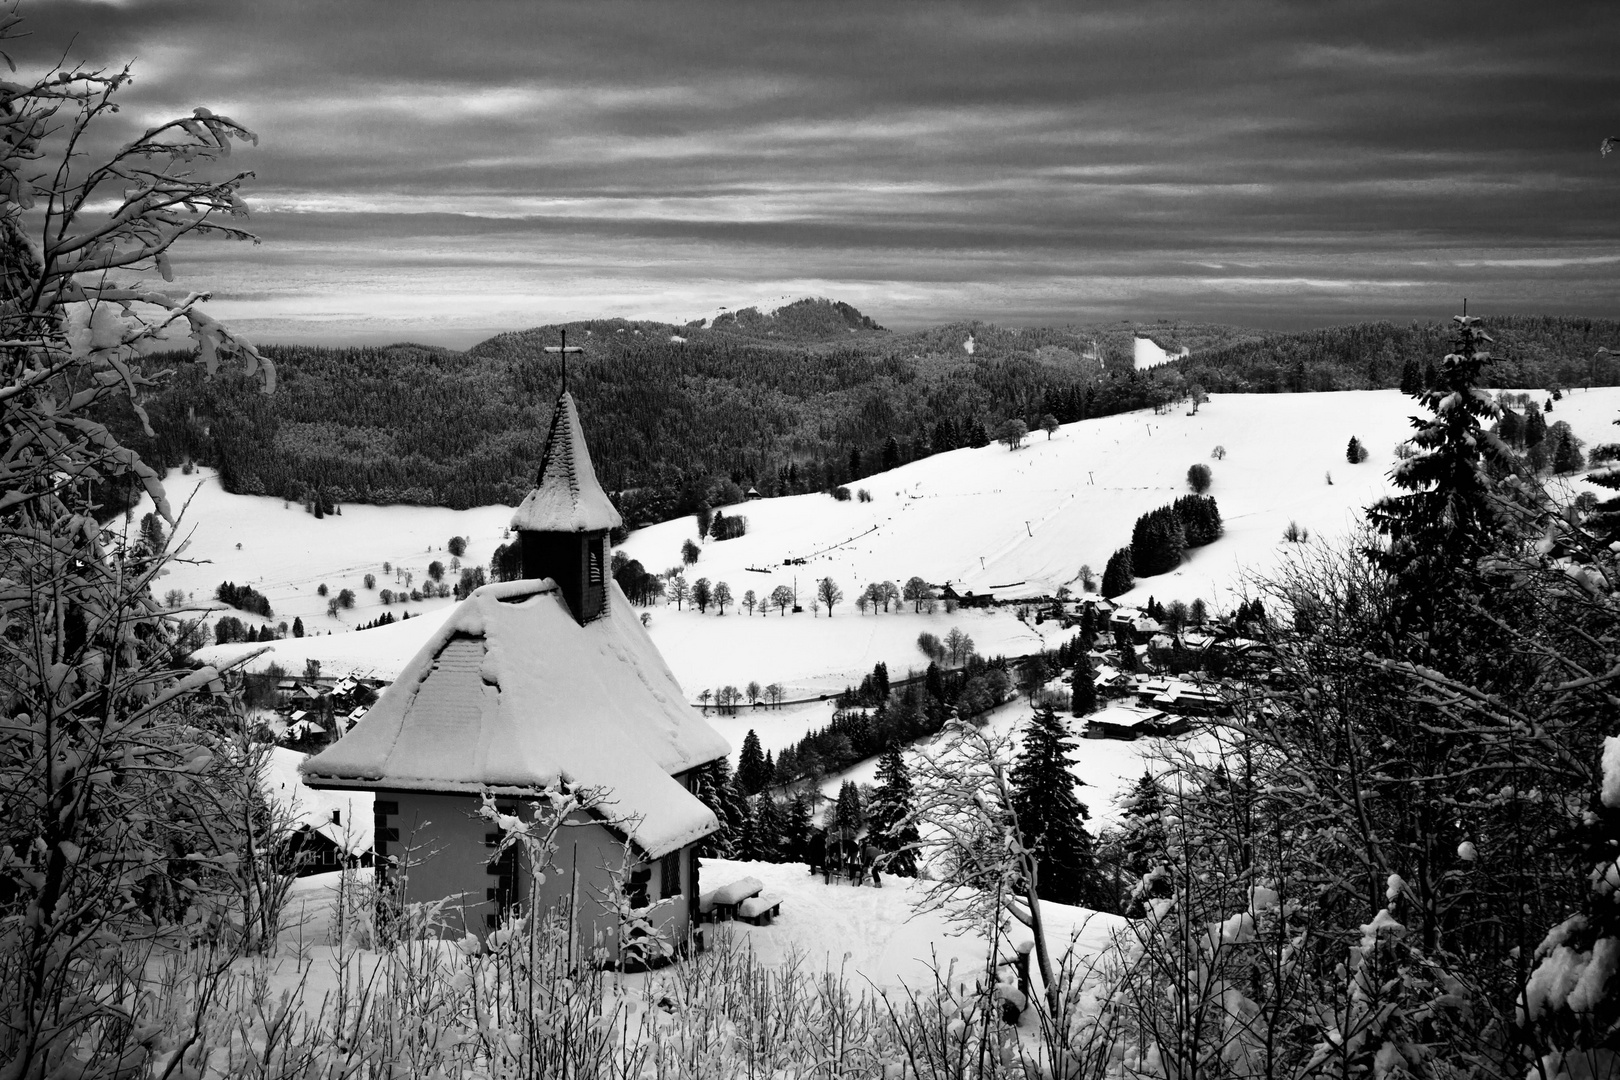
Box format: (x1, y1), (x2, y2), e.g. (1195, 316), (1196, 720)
(108, 304), (1620, 529)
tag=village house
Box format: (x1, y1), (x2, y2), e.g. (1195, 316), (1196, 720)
(302, 387), (729, 964)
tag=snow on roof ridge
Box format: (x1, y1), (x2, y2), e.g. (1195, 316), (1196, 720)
(300, 578), (728, 858)
(511, 390), (623, 534)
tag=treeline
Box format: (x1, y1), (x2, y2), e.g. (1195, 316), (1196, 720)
(96, 313), (1620, 529)
(1177, 315), (1620, 394)
(90, 315), (1234, 524)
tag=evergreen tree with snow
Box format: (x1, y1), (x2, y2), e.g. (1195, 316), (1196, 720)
(834, 779), (864, 837)
(1101, 547), (1135, 598)
(1115, 772), (1170, 916)
(733, 785), (760, 859)
(867, 747), (919, 876)
(1009, 703), (1097, 907)
(1366, 313), (1512, 634)
(753, 794), (785, 862)
(737, 729), (767, 794)
(1071, 660), (1097, 716)
(693, 757), (748, 857)
(784, 793), (812, 861)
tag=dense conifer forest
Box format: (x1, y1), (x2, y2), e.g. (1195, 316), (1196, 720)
(99, 303), (1620, 526)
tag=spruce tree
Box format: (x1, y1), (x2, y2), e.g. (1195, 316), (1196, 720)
(292, 616), (304, 638)
(737, 729), (767, 794)
(784, 794), (812, 861)
(834, 779), (864, 837)
(1366, 313), (1511, 626)
(1071, 661), (1097, 716)
(733, 786), (760, 859)
(754, 794), (785, 861)
(693, 757), (748, 857)
(1523, 399), (1546, 451)
(1115, 773), (1170, 916)
(1398, 358), (1419, 396)
(1009, 704), (1097, 907)
(867, 747), (919, 876)
(1101, 547), (1135, 598)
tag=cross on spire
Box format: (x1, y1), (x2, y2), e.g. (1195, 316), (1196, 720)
(543, 328), (584, 392)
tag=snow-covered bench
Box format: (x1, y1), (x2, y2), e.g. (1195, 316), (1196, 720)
(736, 893), (782, 926)
(698, 876), (764, 922)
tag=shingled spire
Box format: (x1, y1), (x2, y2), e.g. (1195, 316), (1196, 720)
(511, 388), (622, 624)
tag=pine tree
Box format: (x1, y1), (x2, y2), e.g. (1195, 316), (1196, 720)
(867, 747), (919, 876)
(1071, 661), (1097, 716)
(1366, 314), (1511, 625)
(1551, 424), (1585, 474)
(292, 616), (304, 638)
(784, 794), (812, 862)
(754, 794), (785, 861)
(737, 729), (767, 794)
(834, 779), (864, 836)
(1346, 435), (1366, 464)
(1115, 773), (1170, 916)
(694, 757), (748, 857)
(1101, 547), (1135, 598)
(1009, 704), (1097, 907)
(1523, 398), (1547, 450)
(734, 784), (760, 859)
(1398, 358), (1419, 396)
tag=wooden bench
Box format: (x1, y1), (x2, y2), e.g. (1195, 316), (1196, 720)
(736, 894), (782, 926)
(698, 876), (763, 923)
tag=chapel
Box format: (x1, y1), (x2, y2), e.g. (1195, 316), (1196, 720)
(302, 386), (729, 961)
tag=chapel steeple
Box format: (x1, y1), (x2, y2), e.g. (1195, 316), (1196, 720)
(510, 374), (622, 625)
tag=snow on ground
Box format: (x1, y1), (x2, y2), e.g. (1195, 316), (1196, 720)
(691, 856), (1125, 991)
(1133, 336), (1186, 370)
(168, 388), (1620, 701)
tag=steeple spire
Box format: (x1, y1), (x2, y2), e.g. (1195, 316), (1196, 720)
(511, 346), (620, 624)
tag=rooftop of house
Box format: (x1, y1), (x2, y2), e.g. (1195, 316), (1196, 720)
(510, 390), (623, 534)
(301, 578), (729, 859)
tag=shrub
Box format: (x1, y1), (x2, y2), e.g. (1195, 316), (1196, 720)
(448, 535), (467, 557)
(710, 514), (748, 541)
(857, 488), (872, 502)
(1211, 445), (1227, 460)
(1187, 463), (1212, 493)
(1283, 520), (1310, 543)
(831, 486), (852, 501)
(363, 573), (376, 589)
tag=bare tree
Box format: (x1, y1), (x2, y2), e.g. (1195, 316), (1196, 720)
(817, 576), (844, 616)
(905, 718), (1061, 1014)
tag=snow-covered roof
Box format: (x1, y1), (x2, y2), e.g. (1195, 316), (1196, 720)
(266, 747), (373, 855)
(300, 578), (728, 859)
(510, 391), (623, 534)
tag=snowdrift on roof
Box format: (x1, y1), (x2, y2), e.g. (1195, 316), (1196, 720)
(301, 578), (728, 858)
(510, 391), (622, 533)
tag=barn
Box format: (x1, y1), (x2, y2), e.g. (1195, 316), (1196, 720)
(302, 387), (729, 965)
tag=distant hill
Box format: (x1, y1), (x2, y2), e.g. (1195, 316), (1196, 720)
(702, 297), (887, 340)
(100, 308), (1620, 528)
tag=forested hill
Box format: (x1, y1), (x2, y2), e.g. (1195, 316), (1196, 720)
(1181, 315), (1620, 394)
(106, 309), (1620, 527)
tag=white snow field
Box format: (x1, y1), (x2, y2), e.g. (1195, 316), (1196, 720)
(170, 387), (1620, 705)
(697, 855), (1126, 990)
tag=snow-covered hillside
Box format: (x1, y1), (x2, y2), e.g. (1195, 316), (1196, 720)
(168, 387), (1620, 700)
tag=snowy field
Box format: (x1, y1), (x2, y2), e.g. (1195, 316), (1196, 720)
(696, 856), (1125, 990)
(174, 387), (1620, 700)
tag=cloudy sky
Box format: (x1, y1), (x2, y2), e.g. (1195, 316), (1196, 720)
(18, 0), (1620, 346)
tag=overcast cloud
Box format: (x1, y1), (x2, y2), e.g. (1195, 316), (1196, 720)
(17, 0), (1620, 344)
